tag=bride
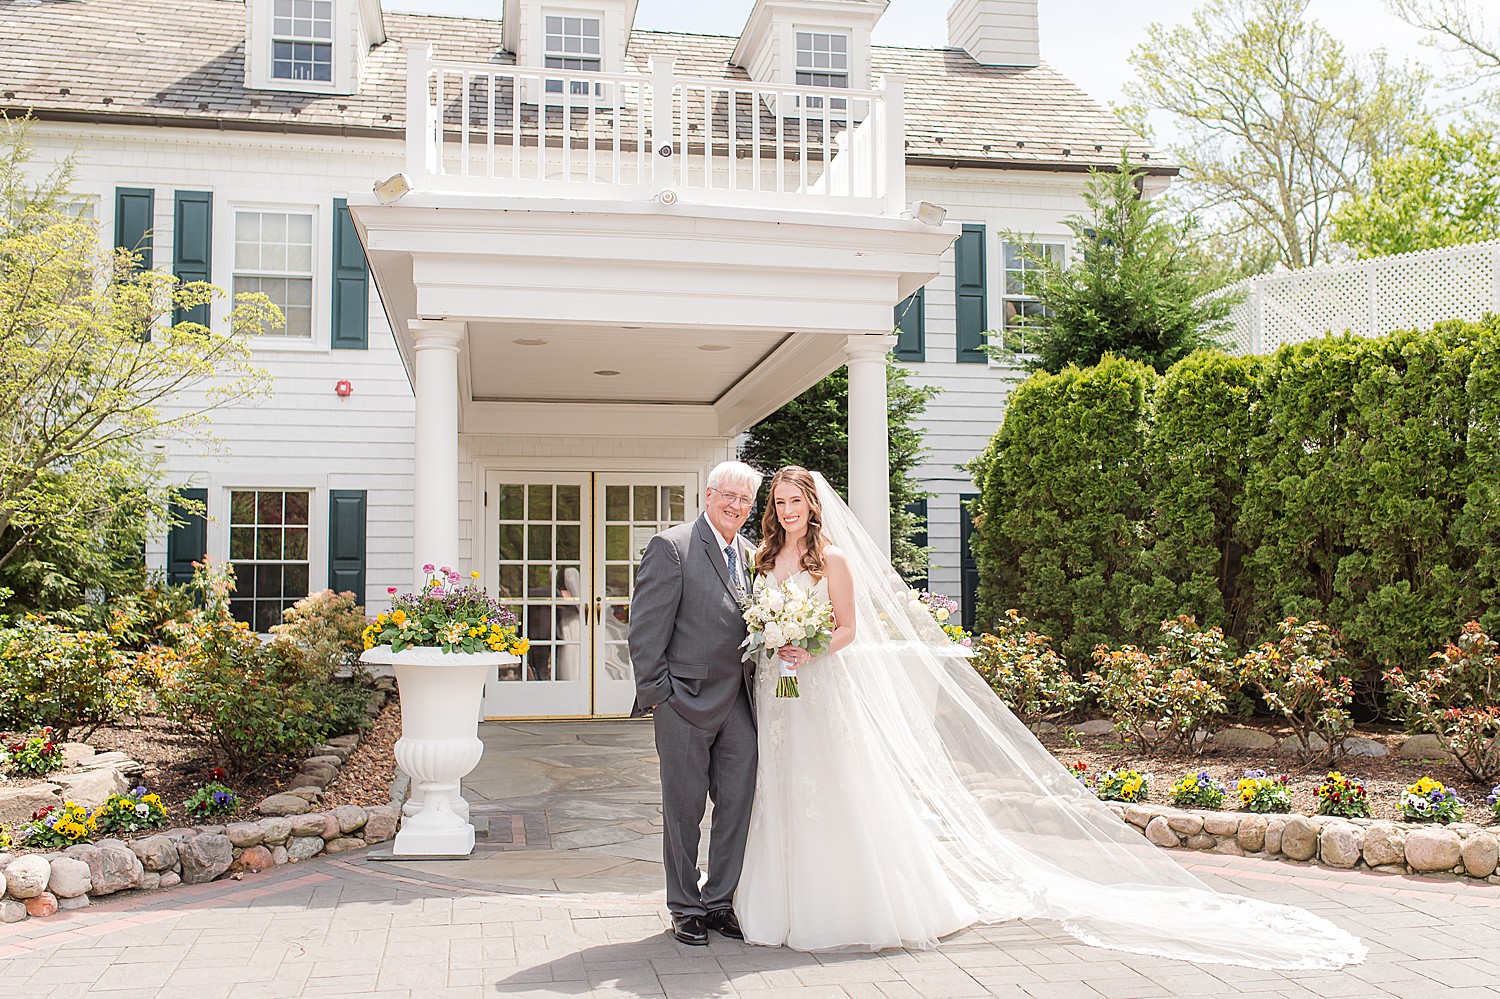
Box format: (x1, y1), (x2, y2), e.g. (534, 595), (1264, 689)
(734, 465), (1366, 968)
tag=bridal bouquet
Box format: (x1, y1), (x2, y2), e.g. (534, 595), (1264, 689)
(740, 576), (834, 698)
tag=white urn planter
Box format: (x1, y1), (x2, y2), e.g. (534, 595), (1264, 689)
(360, 644), (519, 856)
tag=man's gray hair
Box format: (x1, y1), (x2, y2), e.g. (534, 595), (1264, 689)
(707, 460), (763, 495)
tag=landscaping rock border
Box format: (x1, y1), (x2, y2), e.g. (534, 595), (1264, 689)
(0, 802), (400, 922)
(1109, 801), (1500, 881)
(254, 676), (395, 818)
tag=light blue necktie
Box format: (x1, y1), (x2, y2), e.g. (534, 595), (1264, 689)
(725, 544), (745, 596)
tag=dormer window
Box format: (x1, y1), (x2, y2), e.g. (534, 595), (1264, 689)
(272, 0), (333, 83)
(795, 31), (849, 90)
(544, 13), (602, 96)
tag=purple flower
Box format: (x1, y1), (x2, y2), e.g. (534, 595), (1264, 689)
(133, 786), (148, 797)
(1243, 769), (1267, 780)
(1430, 790), (1445, 802)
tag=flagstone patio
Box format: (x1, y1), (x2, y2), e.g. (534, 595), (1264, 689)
(4, 719), (1500, 999)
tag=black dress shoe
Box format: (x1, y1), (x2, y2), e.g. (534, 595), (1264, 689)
(705, 907), (744, 940)
(671, 913), (708, 946)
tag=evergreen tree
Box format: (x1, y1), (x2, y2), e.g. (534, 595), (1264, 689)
(995, 157), (1238, 375)
(738, 362), (937, 581)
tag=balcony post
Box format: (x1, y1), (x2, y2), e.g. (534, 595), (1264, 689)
(406, 42), (434, 186)
(650, 56), (677, 195)
(879, 75), (906, 218)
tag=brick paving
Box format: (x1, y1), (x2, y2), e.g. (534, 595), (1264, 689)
(3, 720), (1499, 998)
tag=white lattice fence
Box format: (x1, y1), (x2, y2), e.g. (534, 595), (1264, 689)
(1219, 239), (1500, 355)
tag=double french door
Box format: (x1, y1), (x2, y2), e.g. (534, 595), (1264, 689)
(482, 470), (697, 718)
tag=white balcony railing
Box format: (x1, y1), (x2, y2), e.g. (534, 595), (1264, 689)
(403, 43), (906, 216)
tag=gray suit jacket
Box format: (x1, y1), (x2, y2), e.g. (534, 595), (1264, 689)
(629, 515), (756, 729)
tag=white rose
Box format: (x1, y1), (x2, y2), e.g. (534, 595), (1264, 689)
(767, 591), (785, 613)
(763, 622), (786, 647)
(935, 608), (950, 622)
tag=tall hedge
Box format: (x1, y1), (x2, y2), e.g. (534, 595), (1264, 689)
(1239, 324), (1482, 684)
(1134, 351), (1266, 638)
(970, 316), (1500, 685)
(969, 355), (1156, 666)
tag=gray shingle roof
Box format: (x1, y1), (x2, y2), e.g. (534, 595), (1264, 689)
(0, 0), (1168, 173)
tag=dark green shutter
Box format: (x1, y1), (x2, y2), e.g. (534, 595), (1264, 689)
(955, 224), (987, 363)
(894, 287), (925, 362)
(331, 198), (369, 349)
(328, 489), (367, 598)
(960, 493), (979, 630)
(166, 488), (208, 586)
(906, 498), (929, 590)
(115, 187), (155, 273)
(173, 191), (212, 327)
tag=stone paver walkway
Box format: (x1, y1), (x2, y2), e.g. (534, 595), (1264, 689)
(3, 720), (1499, 998)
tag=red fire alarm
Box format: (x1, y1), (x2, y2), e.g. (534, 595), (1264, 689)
(335, 379), (354, 398)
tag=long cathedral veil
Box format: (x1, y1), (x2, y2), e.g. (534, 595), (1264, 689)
(809, 472), (1365, 969)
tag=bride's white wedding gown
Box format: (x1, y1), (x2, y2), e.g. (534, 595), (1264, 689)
(739, 571), (980, 951)
(733, 475), (1366, 968)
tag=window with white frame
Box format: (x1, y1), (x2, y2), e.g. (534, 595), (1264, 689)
(1001, 241), (1064, 355)
(796, 30), (849, 108)
(234, 209), (314, 338)
(544, 13), (602, 96)
(272, 0), (333, 83)
(228, 489), (311, 632)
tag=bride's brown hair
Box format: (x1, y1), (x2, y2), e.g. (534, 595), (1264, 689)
(755, 466), (827, 578)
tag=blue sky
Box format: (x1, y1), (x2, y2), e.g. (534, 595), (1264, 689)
(380, 0), (1454, 118)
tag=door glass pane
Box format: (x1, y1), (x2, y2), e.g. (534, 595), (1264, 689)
(557, 485), (581, 522)
(498, 485), (523, 520)
(528, 484), (553, 519)
(556, 524), (580, 561)
(598, 478), (695, 695)
(605, 485), (629, 520)
(495, 477), (588, 691)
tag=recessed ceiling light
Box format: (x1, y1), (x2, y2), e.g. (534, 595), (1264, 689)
(513, 338), (548, 346)
(594, 369), (621, 376)
(698, 343), (730, 352)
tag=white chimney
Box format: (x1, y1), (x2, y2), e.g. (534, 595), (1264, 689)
(947, 0), (1039, 68)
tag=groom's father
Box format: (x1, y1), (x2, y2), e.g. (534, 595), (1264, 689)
(631, 460), (762, 946)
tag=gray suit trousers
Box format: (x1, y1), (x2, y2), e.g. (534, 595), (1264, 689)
(653, 685), (758, 917)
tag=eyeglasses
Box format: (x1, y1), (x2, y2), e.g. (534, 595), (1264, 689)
(709, 488), (755, 509)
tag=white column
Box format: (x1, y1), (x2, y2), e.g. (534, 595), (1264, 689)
(846, 334), (896, 560)
(410, 320), (464, 589)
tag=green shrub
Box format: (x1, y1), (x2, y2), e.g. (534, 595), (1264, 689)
(1238, 617), (1357, 759)
(154, 561), (370, 776)
(1385, 622), (1500, 782)
(1133, 351), (1265, 637)
(1239, 324), (1483, 693)
(968, 355), (1158, 664)
(1086, 616), (1236, 753)
(269, 588), (368, 680)
(0, 618), (146, 739)
(969, 610), (1080, 724)
(969, 316), (1500, 706)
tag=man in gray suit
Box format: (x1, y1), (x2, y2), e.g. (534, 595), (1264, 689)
(630, 460), (763, 946)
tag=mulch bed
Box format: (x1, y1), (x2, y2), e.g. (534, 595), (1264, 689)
(1038, 720), (1494, 823)
(6, 698), (401, 833)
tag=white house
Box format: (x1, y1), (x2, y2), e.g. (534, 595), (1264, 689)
(4, 0), (1167, 719)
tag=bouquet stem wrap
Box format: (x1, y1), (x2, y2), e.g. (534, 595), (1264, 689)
(777, 657), (800, 698)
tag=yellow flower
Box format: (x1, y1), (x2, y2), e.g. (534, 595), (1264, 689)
(391, 609), (407, 626)
(471, 571), (481, 579)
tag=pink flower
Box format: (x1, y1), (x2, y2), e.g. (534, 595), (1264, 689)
(387, 586), (398, 595)
(422, 563), (435, 573)
(430, 586), (445, 598)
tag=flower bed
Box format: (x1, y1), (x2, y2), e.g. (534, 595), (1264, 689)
(0, 718), (406, 924)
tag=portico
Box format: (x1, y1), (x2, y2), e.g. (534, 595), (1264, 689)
(347, 44), (958, 718)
